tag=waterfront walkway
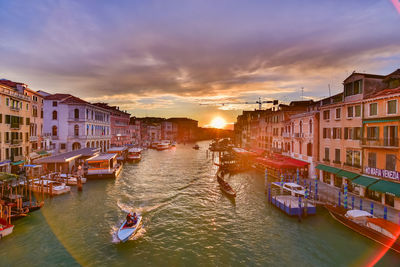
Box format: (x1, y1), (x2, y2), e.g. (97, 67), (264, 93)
(304, 178), (400, 224)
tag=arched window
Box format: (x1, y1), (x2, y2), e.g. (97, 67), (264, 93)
(309, 119), (313, 134)
(87, 142), (90, 148)
(74, 108), (79, 119)
(52, 110), (57, 120)
(74, 125), (79, 136)
(299, 121), (303, 134)
(52, 126), (57, 136)
(72, 142), (81, 150)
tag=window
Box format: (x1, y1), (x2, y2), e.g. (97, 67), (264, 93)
(369, 103), (377, 116)
(354, 127), (361, 140)
(6, 98), (9, 106)
(384, 126), (398, 146)
(346, 150), (360, 167)
(335, 108), (341, 119)
(347, 106), (354, 118)
(307, 143), (312, 157)
(367, 127), (379, 140)
(299, 121), (303, 134)
(52, 110), (57, 120)
(323, 110), (330, 120)
(309, 120), (312, 134)
(335, 149), (340, 163)
(388, 100), (397, 114)
(61, 143), (66, 150)
(74, 125), (79, 136)
(345, 83), (353, 97)
(74, 109), (79, 119)
(354, 80), (363, 94)
(26, 118), (30, 125)
(52, 101), (57, 107)
(324, 148), (330, 161)
(344, 80), (363, 96)
(355, 105), (361, 117)
(386, 154), (396, 171)
(333, 128), (341, 139)
(368, 152), (377, 168)
(52, 126), (58, 136)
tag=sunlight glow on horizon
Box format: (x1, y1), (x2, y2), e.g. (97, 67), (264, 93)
(209, 117), (226, 129)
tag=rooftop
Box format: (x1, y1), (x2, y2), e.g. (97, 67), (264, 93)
(87, 153), (117, 161)
(35, 148), (100, 164)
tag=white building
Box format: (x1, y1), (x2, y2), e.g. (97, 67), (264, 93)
(43, 94), (111, 153)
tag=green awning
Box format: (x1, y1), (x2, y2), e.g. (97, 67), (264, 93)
(363, 118), (400, 124)
(37, 151), (48, 155)
(368, 180), (400, 197)
(352, 176), (379, 187)
(337, 170), (360, 180)
(316, 164), (341, 174)
(11, 160), (24, 166)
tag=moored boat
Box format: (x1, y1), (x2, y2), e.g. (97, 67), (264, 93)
(193, 144), (200, 150)
(107, 147), (128, 163)
(156, 141), (170, 151)
(325, 204), (400, 253)
(127, 148), (142, 162)
(0, 218), (14, 239)
(117, 214), (142, 242)
(86, 153), (123, 179)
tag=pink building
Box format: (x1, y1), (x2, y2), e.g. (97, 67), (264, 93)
(94, 103), (131, 147)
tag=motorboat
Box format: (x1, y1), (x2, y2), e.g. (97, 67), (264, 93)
(117, 213), (142, 242)
(325, 205), (400, 253)
(59, 174), (87, 185)
(0, 218), (14, 238)
(193, 144), (200, 150)
(283, 183), (305, 197)
(86, 153), (123, 179)
(156, 141), (170, 151)
(127, 148), (142, 162)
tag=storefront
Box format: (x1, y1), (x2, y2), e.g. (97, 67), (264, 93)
(367, 180), (400, 209)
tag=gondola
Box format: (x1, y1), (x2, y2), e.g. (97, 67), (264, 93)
(216, 172), (236, 197)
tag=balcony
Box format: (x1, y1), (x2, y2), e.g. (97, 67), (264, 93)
(30, 136), (38, 142)
(282, 133), (292, 138)
(10, 123), (20, 130)
(11, 139), (22, 145)
(10, 106), (20, 112)
(361, 138), (399, 148)
(68, 117), (86, 122)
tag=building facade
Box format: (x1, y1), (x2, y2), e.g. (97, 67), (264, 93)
(93, 103), (131, 147)
(43, 94), (111, 153)
(0, 80), (31, 172)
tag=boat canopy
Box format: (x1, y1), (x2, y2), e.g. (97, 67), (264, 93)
(368, 180), (400, 197)
(128, 148), (142, 153)
(108, 147), (128, 152)
(87, 153), (117, 162)
(345, 210), (373, 218)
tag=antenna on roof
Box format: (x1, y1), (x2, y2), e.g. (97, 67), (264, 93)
(328, 84), (331, 97)
(301, 87), (304, 100)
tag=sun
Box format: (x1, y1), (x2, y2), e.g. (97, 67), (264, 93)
(210, 117), (226, 129)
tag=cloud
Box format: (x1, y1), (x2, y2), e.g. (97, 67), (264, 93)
(1, 0), (400, 125)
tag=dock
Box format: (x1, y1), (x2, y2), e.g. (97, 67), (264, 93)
(271, 195), (316, 216)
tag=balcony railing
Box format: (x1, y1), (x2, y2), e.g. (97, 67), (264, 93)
(361, 138), (399, 148)
(11, 139), (22, 145)
(10, 123), (20, 129)
(10, 106), (20, 111)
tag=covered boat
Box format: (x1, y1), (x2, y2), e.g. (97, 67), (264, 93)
(127, 148), (142, 162)
(86, 154), (122, 179)
(156, 141), (170, 151)
(325, 205), (400, 253)
(107, 147), (128, 163)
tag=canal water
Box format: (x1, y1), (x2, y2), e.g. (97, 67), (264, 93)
(1, 141), (399, 266)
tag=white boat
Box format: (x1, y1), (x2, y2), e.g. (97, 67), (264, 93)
(31, 179), (71, 195)
(59, 174), (87, 185)
(0, 218), (14, 238)
(156, 141), (170, 151)
(127, 148), (142, 162)
(86, 153), (123, 179)
(282, 183), (305, 197)
(117, 214), (142, 242)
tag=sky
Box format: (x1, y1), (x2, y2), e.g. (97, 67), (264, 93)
(1, 0), (400, 128)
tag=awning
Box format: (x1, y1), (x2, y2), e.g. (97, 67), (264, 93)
(286, 158), (309, 168)
(0, 160), (11, 167)
(316, 164), (341, 174)
(337, 170), (360, 180)
(352, 176), (379, 187)
(11, 160), (25, 166)
(369, 180), (400, 197)
(0, 172), (18, 181)
(37, 150), (49, 156)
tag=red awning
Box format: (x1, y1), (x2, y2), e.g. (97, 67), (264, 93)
(285, 158), (309, 168)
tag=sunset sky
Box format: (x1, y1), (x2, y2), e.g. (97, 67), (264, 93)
(1, 0), (400, 127)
